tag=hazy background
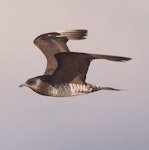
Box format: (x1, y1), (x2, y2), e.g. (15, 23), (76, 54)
(0, 0), (149, 150)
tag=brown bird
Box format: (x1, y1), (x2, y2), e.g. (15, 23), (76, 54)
(20, 29), (131, 97)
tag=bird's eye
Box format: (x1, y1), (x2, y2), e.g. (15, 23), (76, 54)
(27, 80), (36, 85)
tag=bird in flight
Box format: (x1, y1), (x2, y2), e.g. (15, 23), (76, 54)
(20, 29), (131, 97)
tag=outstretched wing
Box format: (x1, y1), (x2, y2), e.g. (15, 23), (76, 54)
(51, 52), (131, 84)
(34, 30), (87, 75)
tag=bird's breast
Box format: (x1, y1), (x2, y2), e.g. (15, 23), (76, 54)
(48, 83), (94, 97)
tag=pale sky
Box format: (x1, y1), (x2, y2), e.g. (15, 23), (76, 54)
(0, 0), (149, 150)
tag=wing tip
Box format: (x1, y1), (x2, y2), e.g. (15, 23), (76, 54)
(120, 57), (132, 62)
(58, 29), (88, 40)
(33, 29), (88, 43)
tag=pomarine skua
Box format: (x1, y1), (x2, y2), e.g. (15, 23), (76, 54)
(20, 29), (131, 97)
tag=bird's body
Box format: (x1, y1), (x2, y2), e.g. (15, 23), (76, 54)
(22, 75), (118, 97)
(26, 78), (95, 97)
(20, 29), (131, 97)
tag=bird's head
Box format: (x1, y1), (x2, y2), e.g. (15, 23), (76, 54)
(19, 77), (42, 91)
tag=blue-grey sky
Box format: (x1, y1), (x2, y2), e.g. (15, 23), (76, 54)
(0, 0), (149, 150)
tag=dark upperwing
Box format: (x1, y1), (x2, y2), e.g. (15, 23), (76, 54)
(34, 30), (88, 75)
(51, 52), (131, 84)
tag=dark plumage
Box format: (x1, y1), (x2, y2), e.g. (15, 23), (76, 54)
(20, 29), (131, 97)
(34, 30), (87, 75)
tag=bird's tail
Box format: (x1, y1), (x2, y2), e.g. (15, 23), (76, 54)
(99, 87), (121, 91)
(59, 30), (88, 40)
(90, 85), (122, 93)
(90, 54), (131, 62)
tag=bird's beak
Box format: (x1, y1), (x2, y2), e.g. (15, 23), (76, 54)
(19, 83), (27, 87)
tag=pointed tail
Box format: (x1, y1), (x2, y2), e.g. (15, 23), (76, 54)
(90, 86), (122, 93)
(100, 87), (121, 91)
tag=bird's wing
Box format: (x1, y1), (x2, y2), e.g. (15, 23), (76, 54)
(51, 52), (131, 84)
(34, 30), (88, 75)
